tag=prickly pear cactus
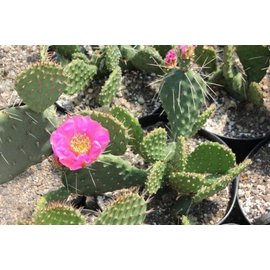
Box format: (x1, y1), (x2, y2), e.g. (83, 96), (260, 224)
(140, 128), (167, 163)
(33, 203), (86, 225)
(153, 45), (173, 58)
(88, 110), (129, 155)
(167, 139), (251, 203)
(104, 45), (121, 72)
(62, 154), (147, 196)
(194, 45), (217, 74)
(52, 45), (81, 60)
(159, 69), (207, 138)
(15, 62), (68, 112)
(119, 45), (137, 70)
(94, 192), (147, 225)
(0, 105), (58, 184)
(99, 66), (122, 106)
(35, 187), (70, 212)
(131, 46), (165, 75)
(145, 161), (166, 195)
(186, 142), (236, 174)
(64, 59), (97, 94)
(110, 106), (144, 154)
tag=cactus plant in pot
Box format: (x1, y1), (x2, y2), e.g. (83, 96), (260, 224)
(202, 45), (270, 162)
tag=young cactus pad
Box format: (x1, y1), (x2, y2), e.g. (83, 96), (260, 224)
(33, 203), (86, 225)
(94, 192), (147, 225)
(145, 161), (166, 195)
(104, 45), (122, 72)
(131, 47), (164, 75)
(62, 154), (147, 196)
(140, 128), (168, 163)
(87, 110), (129, 155)
(159, 69), (207, 138)
(64, 59), (97, 94)
(0, 106), (58, 184)
(99, 66), (122, 106)
(35, 187), (70, 212)
(15, 62), (68, 112)
(111, 106), (143, 154)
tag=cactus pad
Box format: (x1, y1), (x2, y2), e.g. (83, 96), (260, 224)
(33, 203), (86, 225)
(131, 47), (164, 74)
(186, 142), (236, 174)
(111, 106), (143, 153)
(99, 66), (122, 106)
(190, 103), (216, 137)
(193, 159), (252, 203)
(88, 110), (128, 155)
(236, 45), (270, 83)
(64, 59), (97, 94)
(159, 69), (207, 138)
(169, 171), (209, 193)
(146, 161), (166, 195)
(104, 45), (121, 72)
(62, 154), (147, 195)
(15, 62), (67, 112)
(194, 45), (217, 74)
(36, 187), (70, 212)
(140, 128), (167, 163)
(94, 192), (147, 225)
(0, 105), (58, 184)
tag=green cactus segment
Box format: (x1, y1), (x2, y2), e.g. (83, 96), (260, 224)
(52, 45), (81, 60)
(223, 46), (247, 101)
(111, 106), (143, 153)
(153, 45), (173, 58)
(62, 154), (147, 196)
(169, 171), (209, 193)
(0, 106), (58, 184)
(94, 192), (147, 225)
(236, 45), (270, 83)
(190, 103), (217, 137)
(193, 159), (252, 203)
(131, 47), (164, 74)
(33, 203), (86, 225)
(36, 187), (70, 212)
(186, 142), (236, 174)
(140, 128), (167, 163)
(247, 82), (264, 106)
(64, 59), (97, 94)
(119, 45), (137, 70)
(104, 45), (122, 72)
(194, 45), (217, 74)
(88, 111), (128, 155)
(159, 69), (207, 138)
(171, 136), (187, 172)
(15, 62), (67, 112)
(146, 161), (166, 195)
(72, 52), (91, 63)
(99, 66), (122, 106)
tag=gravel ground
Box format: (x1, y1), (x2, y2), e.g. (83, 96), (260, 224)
(238, 141), (270, 223)
(203, 70), (270, 138)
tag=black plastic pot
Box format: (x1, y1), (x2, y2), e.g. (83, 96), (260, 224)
(236, 135), (270, 225)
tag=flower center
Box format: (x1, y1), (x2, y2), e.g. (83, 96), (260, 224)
(70, 134), (91, 155)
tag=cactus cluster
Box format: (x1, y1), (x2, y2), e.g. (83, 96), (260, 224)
(220, 45), (270, 106)
(0, 61), (65, 184)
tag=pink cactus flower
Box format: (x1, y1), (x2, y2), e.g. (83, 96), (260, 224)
(50, 115), (110, 171)
(165, 49), (177, 68)
(178, 45), (197, 59)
